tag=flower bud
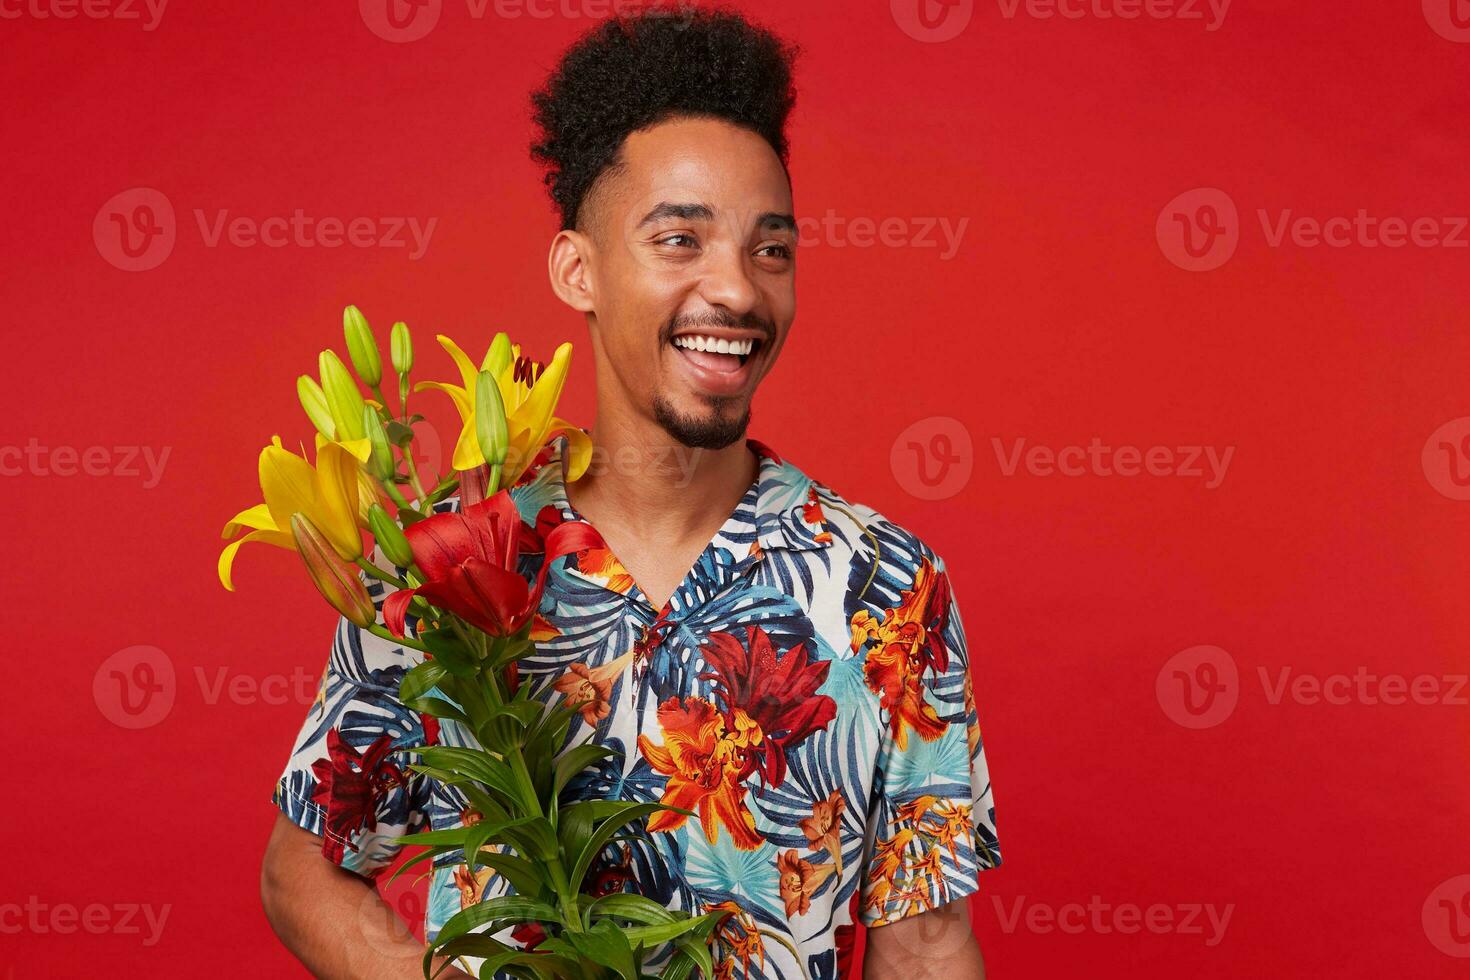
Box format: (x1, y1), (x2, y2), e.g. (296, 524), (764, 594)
(364, 406), (394, 481)
(390, 321), (413, 375)
(297, 375), (336, 440)
(482, 332), (513, 378)
(368, 504), (414, 569)
(473, 369), (509, 470)
(292, 513), (375, 628)
(343, 305), (382, 387)
(319, 350), (366, 441)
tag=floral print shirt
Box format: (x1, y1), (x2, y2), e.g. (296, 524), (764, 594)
(273, 433), (1002, 979)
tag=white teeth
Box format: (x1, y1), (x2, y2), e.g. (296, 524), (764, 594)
(672, 335), (754, 356)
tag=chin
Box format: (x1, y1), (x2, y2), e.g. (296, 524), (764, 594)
(652, 393), (751, 450)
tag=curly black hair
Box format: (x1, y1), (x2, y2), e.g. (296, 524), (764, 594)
(529, 6), (799, 231)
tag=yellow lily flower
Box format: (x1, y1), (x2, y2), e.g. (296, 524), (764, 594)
(416, 334), (591, 485)
(218, 434), (363, 591)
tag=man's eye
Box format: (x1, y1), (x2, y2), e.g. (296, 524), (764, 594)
(757, 242), (793, 259)
(656, 233), (698, 248)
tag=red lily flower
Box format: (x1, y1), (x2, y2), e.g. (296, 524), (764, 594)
(383, 491), (601, 639)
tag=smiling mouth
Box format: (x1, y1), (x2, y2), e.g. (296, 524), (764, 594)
(669, 333), (764, 372)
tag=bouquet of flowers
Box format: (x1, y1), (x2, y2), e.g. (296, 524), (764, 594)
(220, 306), (725, 979)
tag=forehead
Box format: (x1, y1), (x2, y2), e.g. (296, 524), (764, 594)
(591, 115), (793, 230)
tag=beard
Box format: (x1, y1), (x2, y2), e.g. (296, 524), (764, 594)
(652, 392), (751, 450)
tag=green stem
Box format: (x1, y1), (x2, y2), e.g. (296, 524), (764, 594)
(401, 441), (430, 504)
(381, 476), (420, 515)
(355, 557), (407, 589)
(366, 623), (429, 652)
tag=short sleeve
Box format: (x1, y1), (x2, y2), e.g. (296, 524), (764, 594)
(271, 548), (435, 878)
(858, 550), (1001, 927)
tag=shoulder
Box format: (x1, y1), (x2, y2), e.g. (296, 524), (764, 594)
(766, 446), (949, 580)
(817, 481), (947, 562)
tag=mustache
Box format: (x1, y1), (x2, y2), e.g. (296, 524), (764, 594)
(661, 311), (774, 345)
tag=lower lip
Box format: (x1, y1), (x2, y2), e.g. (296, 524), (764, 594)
(669, 342), (758, 396)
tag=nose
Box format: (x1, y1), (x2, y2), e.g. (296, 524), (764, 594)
(696, 243), (760, 318)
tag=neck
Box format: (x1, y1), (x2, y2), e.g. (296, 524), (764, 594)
(564, 409), (758, 545)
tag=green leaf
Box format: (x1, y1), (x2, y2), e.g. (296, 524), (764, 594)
(419, 628), (478, 677)
(570, 804), (666, 893)
(553, 744), (621, 796)
(462, 850), (546, 899)
(622, 918), (717, 946)
(433, 894), (559, 946)
(402, 766), (511, 822)
(403, 695), (469, 725)
(541, 921), (639, 980)
(385, 842), (457, 886)
(557, 800), (596, 867)
(400, 660), (449, 703)
(586, 892), (679, 926)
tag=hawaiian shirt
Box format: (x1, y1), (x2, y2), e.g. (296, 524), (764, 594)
(273, 432), (1002, 979)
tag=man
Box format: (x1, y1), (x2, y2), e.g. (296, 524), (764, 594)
(260, 9), (1000, 978)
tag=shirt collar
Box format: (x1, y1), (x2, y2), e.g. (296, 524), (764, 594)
(527, 431), (833, 555)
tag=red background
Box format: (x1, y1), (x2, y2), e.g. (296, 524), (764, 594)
(5, 1), (1469, 976)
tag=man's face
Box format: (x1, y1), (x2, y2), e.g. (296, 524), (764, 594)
(578, 115), (797, 450)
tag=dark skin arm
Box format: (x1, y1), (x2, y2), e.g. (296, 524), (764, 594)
(864, 898), (986, 980)
(260, 813), (471, 979)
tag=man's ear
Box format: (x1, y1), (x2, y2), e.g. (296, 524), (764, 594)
(548, 229), (596, 314)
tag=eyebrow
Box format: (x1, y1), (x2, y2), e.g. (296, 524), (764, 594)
(637, 201), (798, 234)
